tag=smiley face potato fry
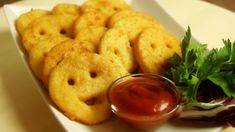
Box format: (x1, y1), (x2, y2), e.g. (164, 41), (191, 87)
(15, 0), (180, 125)
(42, 40), (96, 85)
(16, 9), (49, 36)
(49, 52), (128, 124)
(133, 27), (181, 74)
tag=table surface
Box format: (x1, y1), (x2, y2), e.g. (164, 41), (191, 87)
(1, 0), (235, 132)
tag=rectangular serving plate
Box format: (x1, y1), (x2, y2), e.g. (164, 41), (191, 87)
(3, 0), (223, 131)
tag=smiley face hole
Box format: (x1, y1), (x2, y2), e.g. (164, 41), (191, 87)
(60, 29), (67, 35)
(114, 49), (119, 55)
(67, 78), (75, 85)
(90, 71), (97, 78)
(166, 43), (172, 49)
(39, 30), (45, 36)
(150, 43), (155, 49)
(84, 97), (100, 106)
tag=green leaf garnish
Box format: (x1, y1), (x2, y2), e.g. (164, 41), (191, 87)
(167, 27), (235, 102)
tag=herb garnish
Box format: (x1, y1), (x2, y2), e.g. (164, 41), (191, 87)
(167, 27), (235, 102)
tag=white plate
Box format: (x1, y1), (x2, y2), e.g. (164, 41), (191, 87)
(3, 0), (224, 131)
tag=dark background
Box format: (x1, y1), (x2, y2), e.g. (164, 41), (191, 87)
(204, 0), (235, 12)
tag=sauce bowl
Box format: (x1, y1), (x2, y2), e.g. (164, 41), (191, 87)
(107, 73), (181, 130)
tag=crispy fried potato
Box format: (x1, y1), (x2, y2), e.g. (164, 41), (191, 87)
(42, 40), (95, 85)
(52, 3), (80, 16)
(81, 0), (130, 16)
(133, 27), (181, 73)
(15, 0), (182, 125)
(16, 9), (49, 35)
(22, 14), (76, 51)
(108, 9), (134, 27)
(108, 9), (155, 27)
(49, 52), (128, 124)
(111, 14), (163, 41)
(72, 11), (108, 36)
(29, 36), (69, 79)
(99, 28), (137, 73)
(75, 26), (107, 52)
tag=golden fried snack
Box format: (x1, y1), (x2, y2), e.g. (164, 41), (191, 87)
(80, 0), (130, 16)
(72, 11), (108, 36)
(28, 36), (69, 79)
(51, 3), (80, 16)
(108, 9), (155, 27)
(16, 9), (49, 35)
(75, 26), (107, 52)
(111, 14), (163, 41)
(133, 27), (181, 74)
(49, 52), (128, 124)
(108, 9), (134, 27)
(99, 28), (137, 73)
(15, 0), (183, 126)
(42, 40), (95, 85)
(22, 14), (76, 51)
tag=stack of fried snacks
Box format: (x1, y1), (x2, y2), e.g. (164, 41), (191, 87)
(16, 0), (181, 125)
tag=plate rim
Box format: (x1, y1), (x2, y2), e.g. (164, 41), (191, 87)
(2, 1), (224, 132)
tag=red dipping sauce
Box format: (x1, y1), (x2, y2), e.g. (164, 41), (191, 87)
(108, 74), (181, 129)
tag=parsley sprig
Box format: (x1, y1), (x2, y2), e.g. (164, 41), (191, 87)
(168, 27), (235, 102)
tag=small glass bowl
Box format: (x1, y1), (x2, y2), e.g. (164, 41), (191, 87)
(107, 73), (181, 130)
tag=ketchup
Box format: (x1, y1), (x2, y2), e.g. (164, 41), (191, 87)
(109, 77), (177, 116)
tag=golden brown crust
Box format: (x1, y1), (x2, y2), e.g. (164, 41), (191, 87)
(16, 9), (49, 36)
(72, 11), (109, 36)
(133, 27), (181, 74)
(99, 28), (137, 73)
(111, 14), (164, 42)
(49, 52), (128, 124)
(16, 0), (181, 125)
(80, 0), (130, 16)
(28, 36), (69, 79)
(51, 3), (80, 16)
(42, 40), (95, 85)
(22, 14), (76, 51)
